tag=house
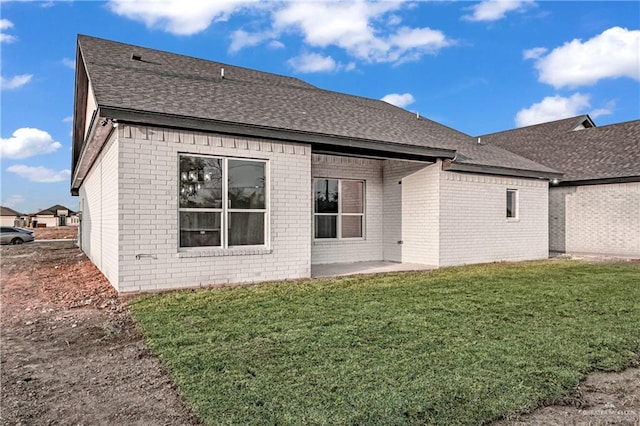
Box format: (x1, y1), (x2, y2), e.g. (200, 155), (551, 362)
(71, 35), (566, 292)
(481, 116), (640, 257)
(32, 205), (79, 228)
(0, 206), (27, 227)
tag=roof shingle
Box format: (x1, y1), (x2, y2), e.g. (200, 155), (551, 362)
(76, 35), (559, 177)
(480, 116), (640, 182)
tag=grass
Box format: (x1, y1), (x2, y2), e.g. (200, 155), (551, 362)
(129, 260), (640, 425)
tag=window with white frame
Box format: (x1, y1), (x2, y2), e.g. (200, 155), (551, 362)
(179, 154), (267, 248)
(314, 178), (364, 239)
(506, 189), (518, 219)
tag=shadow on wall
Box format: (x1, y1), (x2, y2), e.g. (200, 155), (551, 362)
(549, 186), (576, 253)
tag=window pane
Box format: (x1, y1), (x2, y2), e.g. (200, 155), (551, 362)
(341, 180), (363, 214)
(180, 212), (221, 247)
(229, 212), (264, 246)
(180, 156), (223, 208)
(315, 215), (337, 238)
(315, 179), (338, 213)
(342, 215), (363, 238)
(507, 190), (516, 218)
(228, 160), (265, 209)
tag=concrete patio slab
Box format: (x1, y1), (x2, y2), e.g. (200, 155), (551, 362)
(311, 261), (437, 278)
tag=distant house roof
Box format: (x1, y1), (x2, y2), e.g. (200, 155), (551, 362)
(35, 205), (76, 216)
(71, 35), (560, 193)
(480, 115), (640, 183)
(0, 206), (23, 216)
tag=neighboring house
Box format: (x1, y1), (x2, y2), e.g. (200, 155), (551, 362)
(33, 205), (79, 228)
(481, 116), (640, 257)
(0, 206), (28, 227)
(71, 35), (563, 292)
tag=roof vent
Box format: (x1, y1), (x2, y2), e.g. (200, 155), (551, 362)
(131, 54), (142, 61)
(221, 68), (225, 79)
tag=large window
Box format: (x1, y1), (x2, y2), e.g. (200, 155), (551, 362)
(506, 189), (518, 219)
(179, 154), (267, 248)
(314, 178), (364, 239)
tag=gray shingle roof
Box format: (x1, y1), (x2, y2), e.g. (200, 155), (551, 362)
(480, 116), (640, 182)
(77, 35), (558, 177)
(36, 205), (75, 216)
(0, 206), (23, 216)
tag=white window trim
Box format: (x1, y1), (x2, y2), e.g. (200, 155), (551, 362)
(313, 178), (366, 240)
(506, 188), (519, 221)
(178, 153), (269, 251)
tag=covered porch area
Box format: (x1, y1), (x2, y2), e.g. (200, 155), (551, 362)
(311, 260), (437, 278)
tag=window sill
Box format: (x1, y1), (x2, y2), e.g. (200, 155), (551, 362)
(313, 238), (366, 244)
(177, 247), (273, 258)
(506, 218), (520, 223)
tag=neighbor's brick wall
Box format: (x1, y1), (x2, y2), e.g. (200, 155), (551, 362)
(550, 182), (640, 256)
(311, 154), (384, 264)
(79, 131), (119, 289)
(116, 125), (311, 292)
(401, 163), (440, 265)
(381, 160), (432, 262)
(438, 171), (549, 266)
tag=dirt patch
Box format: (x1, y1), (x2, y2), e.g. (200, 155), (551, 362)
(31, 226), (78, 241)
(1, 242), (200, 425)
(498, 366), (640, 425)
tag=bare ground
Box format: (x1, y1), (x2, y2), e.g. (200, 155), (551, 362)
(31, 226), (78, 241)
(1, 244), (638, 425)
(0, 242), (199, 425)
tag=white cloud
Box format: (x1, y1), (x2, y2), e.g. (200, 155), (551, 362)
(1, 74), (32, 90)
(3, 194), (25, 209)
(0, 128), (62, 159)
(590, 100), (616, 119)
(62, 57), (75, 69)
(523, 47), (547, 60)
(463, 0), (535, 22)
(0, 33), (16, 43)
(107, 0), (254, 35)
(267, 40), (284, 49)
(515, 93), (592, 127)
(62, 116), (73, 123)
(0, 19), (13, 30)
(6, 165), (71, 183)
(0, 18), (16, 43)
(122, 1), (453, 65)
(288, 53), (337, 73)
(381, 93), (415, 108)
(274, 2), (452, 64)
(532, 27), (640, 88)
(229, 29), (273, 53)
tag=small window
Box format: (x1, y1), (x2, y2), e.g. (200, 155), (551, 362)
(314, 178), (364, 239)
(506, 189), (517, 219)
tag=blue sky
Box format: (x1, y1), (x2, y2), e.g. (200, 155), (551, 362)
(1, 0), (639, 213)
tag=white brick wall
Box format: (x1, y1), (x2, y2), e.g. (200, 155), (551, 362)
(550, 182), (640, 256)
(382, 160), (431, 262)
(401, 163), (440, 265)
(79, 131), (119, 288)
(115, 125), (311, 292)
(439, 171), (549, 266)
(311, 154), (384, 264)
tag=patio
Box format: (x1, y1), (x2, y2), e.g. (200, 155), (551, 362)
(311, 260), (437, 278)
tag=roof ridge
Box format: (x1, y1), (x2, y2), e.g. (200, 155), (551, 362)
(78, 34), (314, 89)
(479, 114), (590, 138)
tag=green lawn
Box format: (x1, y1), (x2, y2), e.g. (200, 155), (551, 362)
(129, 260), (640, 425)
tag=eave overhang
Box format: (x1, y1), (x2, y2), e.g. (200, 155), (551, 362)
(71, 106), (457, 193)
(555, 175), (640, 187)
(442, 160), (564, 180)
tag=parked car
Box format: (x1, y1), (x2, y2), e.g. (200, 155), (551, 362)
(0, 226), (35, 245)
